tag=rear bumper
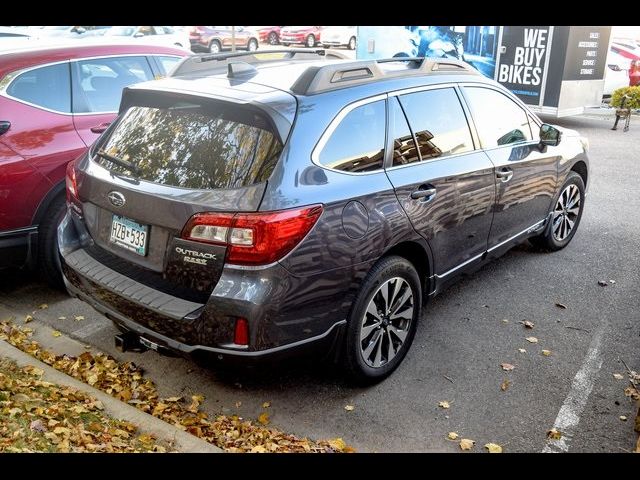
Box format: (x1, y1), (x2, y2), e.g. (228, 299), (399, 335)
(58, 208), (350, 363)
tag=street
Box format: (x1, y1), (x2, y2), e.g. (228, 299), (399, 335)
(1, 113), (638, 452)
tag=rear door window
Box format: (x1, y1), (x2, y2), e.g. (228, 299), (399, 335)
(6, 63), (71, 113)
(397, 88), (474, 161)
(71, 56), (154, 113)
(95, 100), (283, 190)
(316, 99), (386, 173)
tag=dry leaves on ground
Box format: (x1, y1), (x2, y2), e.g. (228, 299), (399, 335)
(344, 405), (354, 412)
(459, 438), (475, 450)
(0, 320), (353, 453)
(500, 363), (515, 372)
(518, 348), (527, 353)
(500, 380), (511, 392)
(0, 358), (169, 453)
(484, 442), (502, 453)
(438, 401), (450, 409)
(541, 350), (552, 357)
(547, 428), (562, 440)
(613, 373), (624, 380)
(447, 432), (459, 440)
(555, 303), (567, 309)
(519, 321), (535, 329)
(525, 337), (539, 344)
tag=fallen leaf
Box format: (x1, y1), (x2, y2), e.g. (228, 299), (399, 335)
(74, 315), (85, 321)
(344, 405), (355, 411)
(258, 412), (270, 425)
(620, 416), (627, 421)
(58, 316), (66, 320)
(52, 331), (62, 337)
(547, 428), (562, 440)
(459, 438), (475, 451)
(262, 402), (271, 408)
(38, 303), (48, 310)
(235, 401), (242, 408)
(555, 303), (567, 309)
(501, 319), (509, 324)
(519, 320), (535, 329)
(447, 432), (459, 440)
(29, 419), (47, 433)
(518, 348), (527, 353)
(250, 445), (267, 453)
(526, 336), (538, 344)
(328, 438), (346, 451)
(501, 363), (515, 371)
(484, 443), (502, 453)
(165, 396), (183, 402)
(542, 350), (552, 356)
(598, 280), (608, 287)
(438, 401), (450, 409)
(24, 315), (33, 323)
(613, 373), (624, 380)
(24, 366), (44, 376)
(500, 379), (511, 391)
(609, 279), (616, 284)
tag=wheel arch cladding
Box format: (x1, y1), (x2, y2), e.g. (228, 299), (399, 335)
(570, 161), (588, 188)
(382, 241), (432, 295)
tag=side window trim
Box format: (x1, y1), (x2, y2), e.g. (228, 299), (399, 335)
(0, 60), (72, 115)
(311, 93), (387, 175)
(383, 96), (421, 169)
(457, 83), (540, 152)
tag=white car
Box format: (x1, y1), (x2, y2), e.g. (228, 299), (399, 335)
(603, 48), (631, 98)
(321, 26), (357, 50)
(101, 26), (190, 51)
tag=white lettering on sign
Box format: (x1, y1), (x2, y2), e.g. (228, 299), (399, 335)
(498, 28), (547, 86)
(578, 41), (598, 48)
(590, 32), (600, 39)
(586, 50), (597, 57)
(582, 59), (595, 66)
(580, 68), (594, 75)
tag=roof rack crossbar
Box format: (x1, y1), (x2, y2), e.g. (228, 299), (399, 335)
(291, 57), (481, 95)
(170, 48), (350, 78)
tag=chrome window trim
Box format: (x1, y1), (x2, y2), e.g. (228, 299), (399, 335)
(310, 93), (388, 176)
(0, 53), (182, 116)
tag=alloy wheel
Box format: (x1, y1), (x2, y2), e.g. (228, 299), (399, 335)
(359, 277), (414, 368)
(552, 184), (581, 241)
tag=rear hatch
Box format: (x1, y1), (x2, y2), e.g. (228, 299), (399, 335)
(73, 89), (291, 303)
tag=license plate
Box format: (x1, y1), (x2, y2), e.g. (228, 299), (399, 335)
(109, 214), (149, 256)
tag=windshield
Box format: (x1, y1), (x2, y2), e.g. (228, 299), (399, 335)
(95, 100), (283, 190)
(105, 26), (135, 37)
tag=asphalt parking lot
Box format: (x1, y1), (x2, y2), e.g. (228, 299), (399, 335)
(1, 113), (638, 453)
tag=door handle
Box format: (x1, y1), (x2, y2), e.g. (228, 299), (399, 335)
(410, 187), (437, 201)
(90, 122), (111, 134)
(496, 168), (513, 182)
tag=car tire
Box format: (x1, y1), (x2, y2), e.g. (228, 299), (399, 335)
(247, 38), (258, 52)
(530, 171), (585, 251)
(348, 36), (356, 50)
(282, 42), (290, 47)
(342, 255), (421, 384)
(209, 40), (221, 54)
(306, 35), (316, 48)
(38, 194), (67, 290)
(268, 31), (278, 45)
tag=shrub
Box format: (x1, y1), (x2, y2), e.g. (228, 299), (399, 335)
(611, 86), (640, 109)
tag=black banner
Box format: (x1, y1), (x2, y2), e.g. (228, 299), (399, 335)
(496, 26), (551, 105)
(562, 26), (611, 81)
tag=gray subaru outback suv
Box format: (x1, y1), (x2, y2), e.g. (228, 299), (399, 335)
(58, 49), (589, 382)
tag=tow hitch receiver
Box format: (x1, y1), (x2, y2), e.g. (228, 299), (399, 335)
(115, 331), (145, 353)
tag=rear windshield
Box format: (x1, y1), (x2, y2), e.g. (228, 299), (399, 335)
(95, 101), (283, 190)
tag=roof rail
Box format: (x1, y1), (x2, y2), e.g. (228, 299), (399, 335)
(170, 48), (351, 78)
(291, 56), (480, 96)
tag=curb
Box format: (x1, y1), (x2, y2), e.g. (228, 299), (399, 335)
(0, 339), (221, 453)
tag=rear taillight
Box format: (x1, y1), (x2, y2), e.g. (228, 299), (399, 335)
(234, 318), (249, 346)
(181, 205), (323, 266)
(65, 161), (78, 202)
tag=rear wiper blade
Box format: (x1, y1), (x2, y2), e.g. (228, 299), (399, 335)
(95, 149), (141, 176)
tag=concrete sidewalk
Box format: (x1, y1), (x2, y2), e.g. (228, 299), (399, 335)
(0, 337), (221, 453)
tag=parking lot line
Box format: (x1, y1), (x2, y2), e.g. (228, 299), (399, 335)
(541, 321), (607, 453)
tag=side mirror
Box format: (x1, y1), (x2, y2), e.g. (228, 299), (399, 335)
(540, 124), (561, 147)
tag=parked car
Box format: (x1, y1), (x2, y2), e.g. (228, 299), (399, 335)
(101, 26), (190, 50)
(603, 49), (633, 98)
(59, 51), (589, 382)
(33, 26), (110, 39)
(248, 26), (281, 45)
(321, 26), (357, 50)
(0, 27), (32, 39)
(188, 26), (258, 53)
(0, 43), (190, 286)
(280, 26), (323, 48)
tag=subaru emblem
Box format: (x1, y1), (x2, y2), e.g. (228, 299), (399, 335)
(108, 191), (126, 208)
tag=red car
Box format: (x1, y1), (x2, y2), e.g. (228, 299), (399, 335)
(0, 42), (189, 286)
(249, 26), (282, 45)
(188, 26), (259, 53)
(280, 26), (323, 48)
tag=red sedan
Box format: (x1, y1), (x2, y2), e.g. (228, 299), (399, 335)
(280, 26), (323, 48)
(0, 42), (189, 286)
